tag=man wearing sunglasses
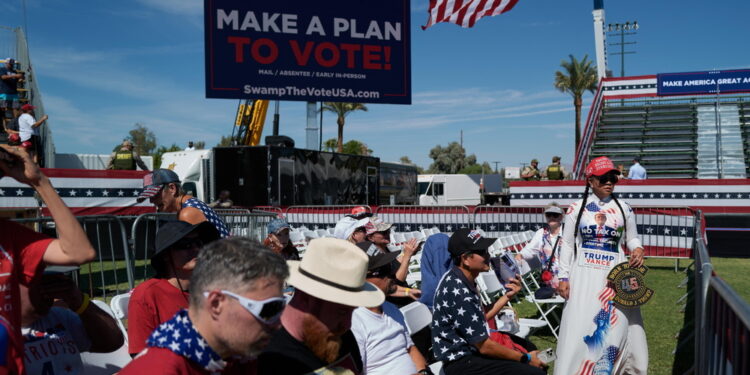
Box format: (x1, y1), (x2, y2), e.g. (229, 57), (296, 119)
(351, 252), (431, 375)
(128, 220), (220, 356)
(120, 237), (289, 374)
(431, 229), (546, 375)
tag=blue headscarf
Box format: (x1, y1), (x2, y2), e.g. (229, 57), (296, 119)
(418, 233), (451, 310)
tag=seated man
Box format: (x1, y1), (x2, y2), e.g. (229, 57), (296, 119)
(258, 238), (385, 374)
(21, 273), (124, 374)
(128, 221), (220, 355)
(431, 229), (546, 375)
(120, 237), (289, 374)
(351, 251), (430, 375)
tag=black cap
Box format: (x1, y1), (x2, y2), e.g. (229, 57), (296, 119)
(153, 220), (220, 259)
(366, 251), (399, 277)
(448, 228), (496, 258)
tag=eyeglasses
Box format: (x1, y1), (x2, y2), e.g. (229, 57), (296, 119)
(545, 213), (562, 219)
(204, 290), (287, 325)
(595, 173), (619, 185)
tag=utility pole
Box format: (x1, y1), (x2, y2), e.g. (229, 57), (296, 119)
(492, 161), (501, 173)
(607, 21), (638, 77)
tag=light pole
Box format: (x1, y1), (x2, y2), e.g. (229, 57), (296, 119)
(607, 21), (638, 77)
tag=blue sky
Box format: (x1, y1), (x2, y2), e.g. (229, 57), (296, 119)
(0, 0), (748, 171)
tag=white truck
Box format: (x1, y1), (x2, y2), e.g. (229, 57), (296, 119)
(159, 149), (214, 202)
(418, 174), (503, 206)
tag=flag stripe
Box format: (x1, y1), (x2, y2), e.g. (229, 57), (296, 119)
(423, 0), (520, 29)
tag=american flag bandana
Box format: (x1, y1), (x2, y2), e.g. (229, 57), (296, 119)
(147, 309), (226, 372)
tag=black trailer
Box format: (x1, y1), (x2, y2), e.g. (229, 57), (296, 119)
(379, 162), (418, 205)
(213, 146), (380, 206)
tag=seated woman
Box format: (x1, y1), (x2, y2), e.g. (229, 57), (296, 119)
(127, 220), (219, 356)
(263, 218), (300, 260)
(516, 203), (564, 290)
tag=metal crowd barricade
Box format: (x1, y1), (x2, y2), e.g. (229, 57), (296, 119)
(374, 205), (471, 233)
(252, 206), (284, 217)
(12, 215), (133, 301)
(284, 205), (372, 230)
(473, 206), (546, 238)
(474, 205), (699, 260)
(214, 208), (277, 241)
(692, 210), (750, 374)
(130, 213), (176, 282)
(632, 206), (699, 259)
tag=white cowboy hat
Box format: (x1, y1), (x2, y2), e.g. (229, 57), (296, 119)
(287, 238), (384, 307)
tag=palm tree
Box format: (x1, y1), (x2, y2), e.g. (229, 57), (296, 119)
(320, 102), (368, 152)
(554, 54), (598, 154)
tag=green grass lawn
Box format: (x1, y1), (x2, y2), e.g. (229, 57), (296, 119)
(514, 258), (688, 374)
(706, 257), (750, 303)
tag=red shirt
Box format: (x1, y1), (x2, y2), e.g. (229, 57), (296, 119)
(0, 220), (52, 374)
(119, 347), (206, 375)
(120, 347), (256, 375)
(127, 279), (189, 354)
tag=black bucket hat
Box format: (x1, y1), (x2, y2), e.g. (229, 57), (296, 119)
(150, 220), (220, 276)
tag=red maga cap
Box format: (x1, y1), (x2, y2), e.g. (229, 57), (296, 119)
(585, 156), (620, 178)
(21, 104), (35, 111)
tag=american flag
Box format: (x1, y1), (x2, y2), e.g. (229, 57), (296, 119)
(422, 0), (521, 29)
(598, 287), (618, 325)
(577, 359), (596, 375)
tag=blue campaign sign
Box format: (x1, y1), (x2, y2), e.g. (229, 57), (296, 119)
(657, 69), (750, 96)
(204, 0), (411, 104)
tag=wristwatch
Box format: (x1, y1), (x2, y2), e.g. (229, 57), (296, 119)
(520, 353), (531, 364)
(418, 368), (434, 375)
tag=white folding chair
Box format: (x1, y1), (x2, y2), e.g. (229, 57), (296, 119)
(421, 228), (433, 239)
(392, 232), (406, 249)
(109, 293), (131, 341)
(327, 227), (335, 235)
(429, 361), (445, 375)
(81, 300), (132, 374)
(399, 301), (433, 336)
(316, 229), (329, 238)
(412, 231), (427, 244)
(430, 227), (441, 235)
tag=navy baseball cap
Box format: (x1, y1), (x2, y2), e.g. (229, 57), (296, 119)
(136, 169), (181, 202)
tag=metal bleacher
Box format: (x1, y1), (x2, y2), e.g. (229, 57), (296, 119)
(0, 26), (55, 167)
(589, 95), (750, 179)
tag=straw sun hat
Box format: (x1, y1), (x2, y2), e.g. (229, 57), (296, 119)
(286, 238), (384, 307)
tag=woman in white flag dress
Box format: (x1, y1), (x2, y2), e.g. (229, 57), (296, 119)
(554, 157), (648, 375)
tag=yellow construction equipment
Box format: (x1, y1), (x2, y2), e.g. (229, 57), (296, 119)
(234, 99), (269, 146)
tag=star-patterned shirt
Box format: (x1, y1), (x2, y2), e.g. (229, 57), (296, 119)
(430, 266), (489, 363)
(182, 197), (230, 238)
